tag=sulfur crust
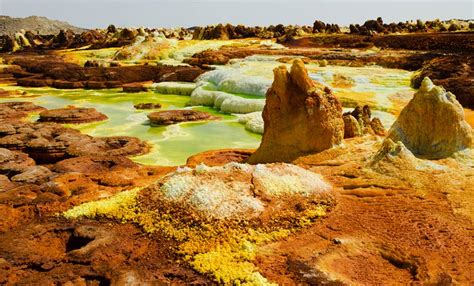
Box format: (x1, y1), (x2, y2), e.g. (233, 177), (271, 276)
(62, 164), (330, 285)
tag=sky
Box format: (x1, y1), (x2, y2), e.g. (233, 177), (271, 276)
(0, 0), (472, 29)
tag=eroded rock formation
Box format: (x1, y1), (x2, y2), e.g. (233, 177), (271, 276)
(186, 149), (254, 167)
(369, 138), (421, 172)
(191, 24), (312, 41)
(0, 23), (194, 52)
(0, 148), (35, 176)
(411, 56), (474, 108)
(0, 101), (45, 121)
(66, 136), (149, 157)
(0, 122), (90, 163)
(387, 77), (473, 159)
(349, 18), (472, 35)
(2, 54), (204, 90)
(122, 83), (150, 93)
(343, 105), (385, 138)
(147, 110), (218, 125)
(312, 20), (341, 33)
(38, 106), (108, 124)
(134, 103), (162, 110)
(0, 122), (149, 163)
(248, 59), (344, 163)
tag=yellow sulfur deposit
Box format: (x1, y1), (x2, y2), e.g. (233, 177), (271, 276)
(63, 187), (141, 222)
(62, 164), (330, 285)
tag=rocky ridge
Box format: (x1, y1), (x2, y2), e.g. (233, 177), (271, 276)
(0, 15), (86, 36)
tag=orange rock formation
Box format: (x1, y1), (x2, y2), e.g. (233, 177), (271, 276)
(248, 59), (344, 163)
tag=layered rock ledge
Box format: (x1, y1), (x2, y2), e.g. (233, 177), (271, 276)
(147, 110), (219, 125)
(0, 101), (45, 121)
(38, 106), (108, 124)
(0, 122), (149, 163)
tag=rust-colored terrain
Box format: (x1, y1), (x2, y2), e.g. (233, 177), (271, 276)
(0, 18), (473, 285)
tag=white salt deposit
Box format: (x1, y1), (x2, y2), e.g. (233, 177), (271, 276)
(188, 84), (265, 114)
(258, 40), (287, 50)
(126, 113), (149, 123)
(253, 164), (333, 196)
(161, 124), (188, 139)
(157, 162), (333, 219)
(153, 82), (197, 95)
(198, 68), (272, 97)
(237, 112), (264, 134)
(220, 97), (265, 114)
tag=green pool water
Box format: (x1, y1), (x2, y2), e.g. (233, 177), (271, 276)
(0, 87), (262, 166)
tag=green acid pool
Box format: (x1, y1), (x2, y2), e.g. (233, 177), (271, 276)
(0, 87), (262, 166)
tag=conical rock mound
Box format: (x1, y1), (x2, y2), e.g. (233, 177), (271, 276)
(248, 59), (344, 163)
(370, 138), (421, 172)
(387, 77), (472, 159)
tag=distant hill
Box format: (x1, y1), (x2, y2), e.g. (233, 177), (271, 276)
(0, 15), (87, 35)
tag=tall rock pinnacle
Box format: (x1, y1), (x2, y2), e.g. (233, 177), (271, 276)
(248, 59), (344, 163)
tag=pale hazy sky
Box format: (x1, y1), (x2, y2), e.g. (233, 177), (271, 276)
(0, 0), (472, 29)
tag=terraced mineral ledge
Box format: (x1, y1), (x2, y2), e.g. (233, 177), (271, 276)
(0, 15), (473, 285)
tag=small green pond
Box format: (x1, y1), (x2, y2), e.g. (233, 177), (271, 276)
(0, 87), (262, 166)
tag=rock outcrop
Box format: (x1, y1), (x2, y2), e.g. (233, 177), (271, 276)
(122, 83), (150, 93)
(312, 20), (341, 33)
(147, 110), (218, 125)
(51, 155), (149, 188)
(0, 148), (35, 176)
(248, 59), (344, 163)
(348, 18), (472, 35)
(66, 136), (149, 157)
(0, 101), (46, 121)
(38, 106), (108, 124)
(0, 122), (91, 163)
(66, 162), (334, 224)
(53, 155), (138, 174)
(0, 16), (86, 36)
(134, 103), (162, 110)
(191, 24), (312, 41)
(0, 122), (150, 163)
(370, 138), (421, 172)
(387, 77), (473, 159)
(343, 105), (385, 138)
(411, 56), (474, 109)
(186, 149), (254, 167)
(144, 162), (334, 220)
(0, 23), (194, 52)
(3, 54), (205, 90)
(11, 166), (53, 184)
